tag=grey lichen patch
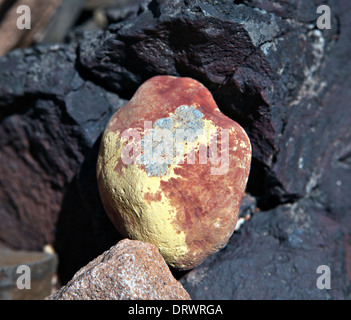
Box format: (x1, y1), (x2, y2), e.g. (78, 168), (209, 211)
(153, 118), (173, 130)
(173, 105), (204, 131)
(138, 105), (205, 177)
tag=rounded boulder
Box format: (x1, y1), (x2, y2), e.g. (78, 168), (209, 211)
(97, 76), (251, 270)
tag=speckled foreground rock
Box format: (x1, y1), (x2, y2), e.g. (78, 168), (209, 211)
(97, 75), (251, 270)
(47, 239), (190, 300)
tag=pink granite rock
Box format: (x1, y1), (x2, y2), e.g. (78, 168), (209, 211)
(47, 239), (190, 300)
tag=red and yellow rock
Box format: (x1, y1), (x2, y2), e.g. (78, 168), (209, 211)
(97, 76), (251, 270)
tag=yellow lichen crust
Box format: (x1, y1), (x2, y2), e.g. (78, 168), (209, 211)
(97, 115), (224, 268)
(97, 130), (189, 267)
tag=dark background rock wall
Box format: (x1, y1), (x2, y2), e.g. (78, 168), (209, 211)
(0, 0), (350, 298)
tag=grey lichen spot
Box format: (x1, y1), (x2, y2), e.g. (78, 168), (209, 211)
(138, 105), (205, 177)
(144, 162), (170, 177)
(173, 105), (204, 131)
(153, 118), (173, 130)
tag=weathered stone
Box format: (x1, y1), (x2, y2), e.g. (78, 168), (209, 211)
(97, 76), (251, 270)
(0, 247), (57, 300)
(47, 239), (191, 300)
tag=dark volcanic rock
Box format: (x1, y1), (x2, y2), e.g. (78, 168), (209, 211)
(0, 44), (126, 283)
(180, 196), (350, 299)
(0, 0), (351, 298)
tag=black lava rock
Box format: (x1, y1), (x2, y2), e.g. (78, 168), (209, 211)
(0, 44), (125, 283)
(180, 195), (350, 299)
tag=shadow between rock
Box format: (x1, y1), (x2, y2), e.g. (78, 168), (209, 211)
(54, 136), (122, 285)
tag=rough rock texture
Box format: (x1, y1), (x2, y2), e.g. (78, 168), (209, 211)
(47, 239), (191, 300)
(0, 0), (350, 298)
(0, 247), (57, 300)
(97, 75), (251, 270)
(181, 195), (349, 299)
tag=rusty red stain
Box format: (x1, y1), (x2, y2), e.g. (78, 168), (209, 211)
(144, 191), (162, 205)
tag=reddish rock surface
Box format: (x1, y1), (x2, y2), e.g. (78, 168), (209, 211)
(47, 239), (191, 300)
(97, 75), (252, 270)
